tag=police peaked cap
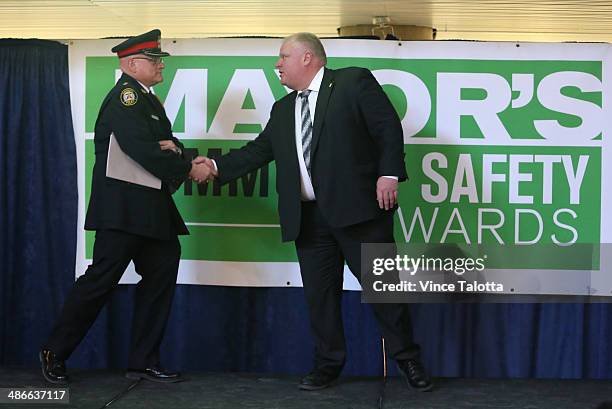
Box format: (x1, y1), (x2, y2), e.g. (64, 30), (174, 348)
(111, 29), (170, 58)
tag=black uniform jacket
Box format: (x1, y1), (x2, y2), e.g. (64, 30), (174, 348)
(215, 67), (407, 242)
(84, 73), (191, 240)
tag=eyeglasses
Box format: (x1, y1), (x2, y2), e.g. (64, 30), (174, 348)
(132, 57), (164, 65)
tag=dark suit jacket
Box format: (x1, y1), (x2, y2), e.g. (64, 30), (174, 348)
(215, 67), (407, 242)
(84, 73), (191, 240)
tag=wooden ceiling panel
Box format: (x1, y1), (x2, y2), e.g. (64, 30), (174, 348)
(0, 0), (611, 42)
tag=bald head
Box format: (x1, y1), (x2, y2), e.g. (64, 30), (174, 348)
(283, 32), (327, 66)
(275, 32), (327, 91)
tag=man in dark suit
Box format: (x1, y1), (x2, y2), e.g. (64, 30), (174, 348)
(40, 29), (213, 384)
(197, 32), (432, 391)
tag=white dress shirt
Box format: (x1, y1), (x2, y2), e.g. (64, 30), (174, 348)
(295, 67), (324, 201)
(137, 80), (150, 93)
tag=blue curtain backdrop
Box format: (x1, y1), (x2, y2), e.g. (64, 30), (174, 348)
(1, 39), (611, 379)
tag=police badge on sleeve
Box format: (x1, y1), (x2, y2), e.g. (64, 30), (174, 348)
(120, 88), (138, 106)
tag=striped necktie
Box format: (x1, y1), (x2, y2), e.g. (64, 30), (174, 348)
(299, 89), (313, 176)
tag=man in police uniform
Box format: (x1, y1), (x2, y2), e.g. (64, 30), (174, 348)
(40, 29), (213, 384)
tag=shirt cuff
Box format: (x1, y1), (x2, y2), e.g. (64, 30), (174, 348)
(382, 175), (398, 180)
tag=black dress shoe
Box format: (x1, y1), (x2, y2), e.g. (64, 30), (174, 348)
(125, 367), (183, 383)
(298, 370), (339, 391)
(397, 359), (433, 392)
(39, 349), (69, 384)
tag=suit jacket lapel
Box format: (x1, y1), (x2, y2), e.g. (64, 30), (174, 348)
(283, 91), (298, 153)
(311, 68), (334, 157)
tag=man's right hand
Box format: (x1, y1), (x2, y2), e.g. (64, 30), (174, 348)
(189, 162), (216, 184)
(192, 156), (216, 169)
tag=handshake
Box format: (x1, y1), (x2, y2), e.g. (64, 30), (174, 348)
(189, 156), (217, 184)
(158, 141), (216, 184)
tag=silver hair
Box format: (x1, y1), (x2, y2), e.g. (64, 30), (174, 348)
(284, 32), (327, 65)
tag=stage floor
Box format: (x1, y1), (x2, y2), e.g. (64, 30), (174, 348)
(0, 368), (610, 409)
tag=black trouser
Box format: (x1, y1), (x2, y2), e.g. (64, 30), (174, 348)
(45, 229), (180, 369)
(295, 202), (420, 376)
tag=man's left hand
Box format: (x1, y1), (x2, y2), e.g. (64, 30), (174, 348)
(376, 177), (398, 210)
(159, 140), (180, 154)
